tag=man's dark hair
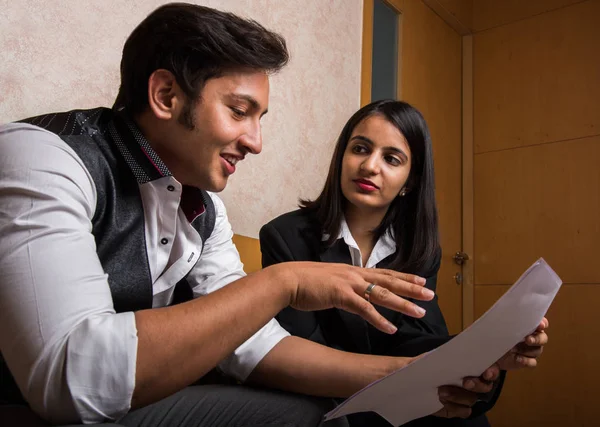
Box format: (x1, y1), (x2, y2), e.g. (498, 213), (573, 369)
(301, 100), (441, 276)
(113, 3), (289, 114)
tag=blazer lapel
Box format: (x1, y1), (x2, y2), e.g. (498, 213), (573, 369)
(320, 240), (371, 354)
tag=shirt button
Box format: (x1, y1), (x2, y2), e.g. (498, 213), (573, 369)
(167, 185), (175, 192)
(161, 238), (169, 245)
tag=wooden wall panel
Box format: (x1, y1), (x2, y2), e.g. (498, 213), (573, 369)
(361, 0), (374, 106)
(472, 0), (585, 32)
(472, 2), (598, 424)
(423, 0), (473, 34)
(474, 284), (600, 427)
(461, 35), (475, 327)
(386, 0), (405, 11)
(438, 0), (473, 29)
(401, 0), (463, 334)
(473, 0), (600, 153)
(474, 136), (600, 285)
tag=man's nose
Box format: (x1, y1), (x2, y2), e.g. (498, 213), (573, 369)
(240, 125), (262, 155)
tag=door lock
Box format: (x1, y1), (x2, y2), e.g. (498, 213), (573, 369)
(452, 251), (469, 265)
(453, 272), (463, 285)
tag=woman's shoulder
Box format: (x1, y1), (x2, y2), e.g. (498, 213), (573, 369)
(260, 208), (322, 252)
(263, 208), (317, 233)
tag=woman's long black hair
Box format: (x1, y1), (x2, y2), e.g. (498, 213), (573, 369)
(301, 100), (440, 275)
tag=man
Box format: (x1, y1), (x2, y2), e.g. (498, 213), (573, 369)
(0, 3), (547, 426)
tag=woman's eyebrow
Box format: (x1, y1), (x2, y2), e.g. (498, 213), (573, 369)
(350, 135), (408, 159)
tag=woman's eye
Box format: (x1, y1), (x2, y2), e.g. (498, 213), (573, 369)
(385, 155), (402, 166)
(352, 145), (367, 154)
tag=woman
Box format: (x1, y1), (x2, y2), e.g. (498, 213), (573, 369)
(260, 100), (497, 426)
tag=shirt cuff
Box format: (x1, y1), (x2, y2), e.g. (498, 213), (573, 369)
(64, 312), (138, 423)
(218, 318), (290, 381)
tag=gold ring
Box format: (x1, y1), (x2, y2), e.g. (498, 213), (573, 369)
(364, 283), (376, 302)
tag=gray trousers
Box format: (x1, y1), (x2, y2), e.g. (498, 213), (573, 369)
(2, 384), (348, 427)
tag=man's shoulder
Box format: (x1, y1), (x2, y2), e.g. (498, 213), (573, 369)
(17, 107), (113, 137)
(0, 121), (81, 164)
(0, 119), (99, 213)
(203, 191), (221, 219)
(0, 121), (58, 142)
(205, 191), (223, 209)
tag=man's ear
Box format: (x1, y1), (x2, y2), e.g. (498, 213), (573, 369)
(147, 69), (183, 120)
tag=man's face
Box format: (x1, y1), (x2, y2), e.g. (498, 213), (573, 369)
(161, 70), (270, 191)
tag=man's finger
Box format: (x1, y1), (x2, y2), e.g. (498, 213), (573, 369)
(363, 272), (435, 302)
(340, 293), (398, 334)
(370, 268), (426, 286)
(363, 284), (428, 318)
(377, 292), (428, 319)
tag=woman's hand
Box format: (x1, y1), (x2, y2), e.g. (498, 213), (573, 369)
(434, 364), (500, 419)
(432, 317), (549, 419)
(497, 317), (549, 370)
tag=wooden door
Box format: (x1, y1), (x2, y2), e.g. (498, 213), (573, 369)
(362, 0), (465, 335)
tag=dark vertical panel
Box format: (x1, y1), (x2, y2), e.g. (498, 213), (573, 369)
(371, 0), (398, 101)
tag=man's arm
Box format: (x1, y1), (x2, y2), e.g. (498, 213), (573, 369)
(132, 253), (295, 408)
(248, 335), (410, 397)
(135, 250), (434, 409)
(176, 196), (421, 393)
(0, 127), (311, 422)
(0, 125), (137, 424)
(0, 126), (432, 426)
(133, 197), (501, 421)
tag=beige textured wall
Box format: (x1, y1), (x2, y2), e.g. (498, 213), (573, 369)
(0, 0), (363, 238)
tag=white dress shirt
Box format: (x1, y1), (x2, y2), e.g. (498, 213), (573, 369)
(0, 122), (289, 424)
(333, 217), (396, 268)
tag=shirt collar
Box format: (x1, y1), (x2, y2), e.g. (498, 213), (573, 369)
(108, 112), (209, 221)
(108, 113), (172, 184)
(325, 216), (396, 268)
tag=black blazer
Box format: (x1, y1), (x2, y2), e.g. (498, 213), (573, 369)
(260, 209), (503, 426)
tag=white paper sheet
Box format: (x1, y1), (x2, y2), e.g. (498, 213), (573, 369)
(324, 258), (562, 426)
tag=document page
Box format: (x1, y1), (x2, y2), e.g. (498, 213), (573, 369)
(324, 258), (562, 426)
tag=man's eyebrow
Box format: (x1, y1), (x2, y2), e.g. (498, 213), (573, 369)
(229, 93), (268, 116)
(350, 135), (408, 159)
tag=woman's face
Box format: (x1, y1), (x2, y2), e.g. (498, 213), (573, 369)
(340, 114), (412, 213)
